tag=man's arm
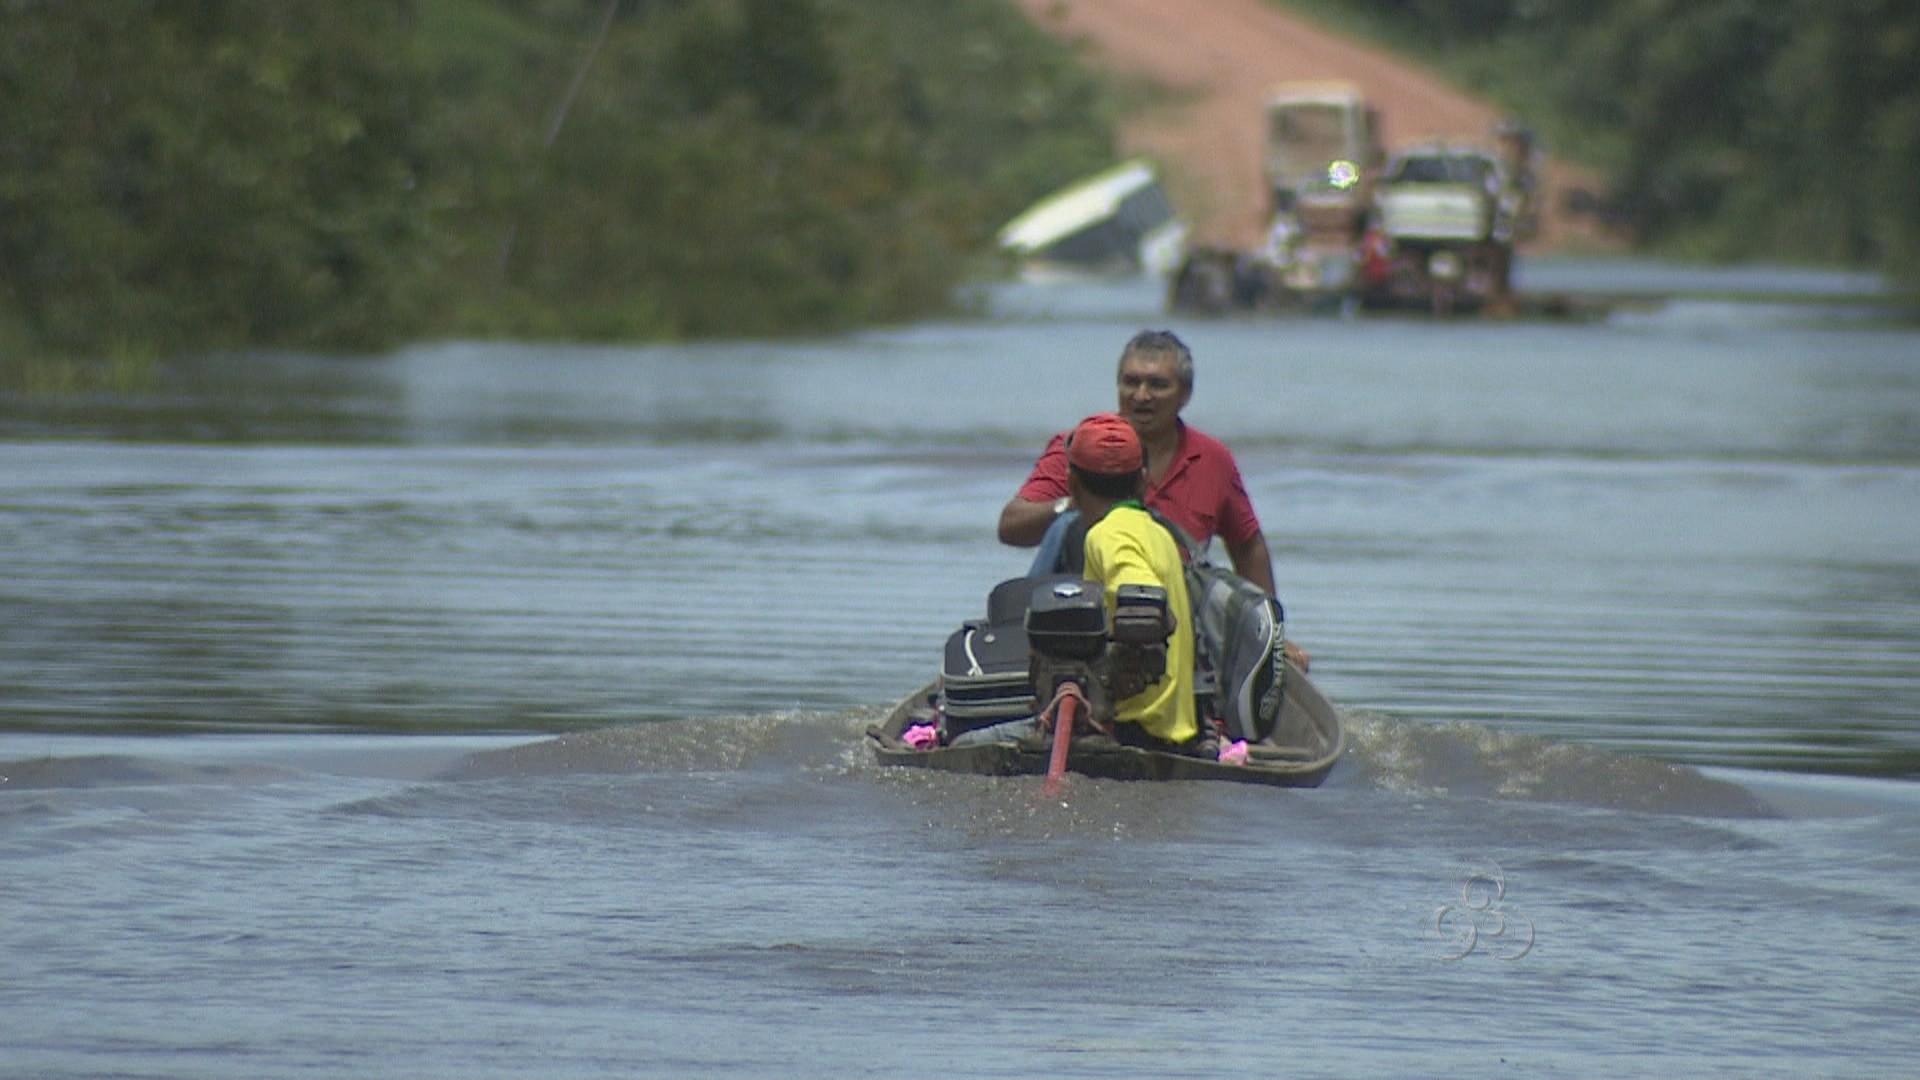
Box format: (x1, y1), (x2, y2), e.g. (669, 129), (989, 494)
(997, 497), (1060, 547)
(1222, 529), (1275, 595)
(1001, 434), (1070, 546)
(1224, 528), (1312, 670)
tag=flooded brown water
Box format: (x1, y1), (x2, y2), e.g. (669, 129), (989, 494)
(5, 264), (1916, 773)
(4, 261), (1919, 1080)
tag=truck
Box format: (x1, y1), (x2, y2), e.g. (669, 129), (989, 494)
(1166, 95), (1539, 318)
(1363, 142), (1517, 315)
(1262, 81), (1384, 222)
(1257, 82), (1385, 308)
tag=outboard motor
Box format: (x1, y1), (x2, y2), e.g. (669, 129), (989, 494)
(1107, 583), (1174, 703)
(1024, 579), (1175, 729)
(1025, 579), (1109, 722)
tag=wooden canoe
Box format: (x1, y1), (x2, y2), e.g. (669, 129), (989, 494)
(866, 661), (1343, 787)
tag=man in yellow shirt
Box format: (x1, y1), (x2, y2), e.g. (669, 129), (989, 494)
(1064, 413), (1203, 752)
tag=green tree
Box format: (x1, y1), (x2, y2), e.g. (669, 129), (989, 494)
(1294, 0), (1920, 294)
(475, 0), (1115, 337)
(2, 0), (1119, 359)
(0, 1), (431, 358)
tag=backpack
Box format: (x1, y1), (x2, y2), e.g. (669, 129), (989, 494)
(936, 574), (1081, 741)
(1146, 512), (1289, 744)
(1185, 557), (1287, 743)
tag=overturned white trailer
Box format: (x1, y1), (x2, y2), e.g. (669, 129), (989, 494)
(997, 159), (1189, 279)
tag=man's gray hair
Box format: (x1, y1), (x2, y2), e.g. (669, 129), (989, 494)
(1118, 329), (1194, 390)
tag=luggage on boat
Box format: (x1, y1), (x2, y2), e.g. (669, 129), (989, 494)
(1130, 509), (1289, 744)
(1187, 560), (1287, 744)
(936, 565), (1284, 743)
(937, 617), (1033, 734)
(937, 574), (1081, 740)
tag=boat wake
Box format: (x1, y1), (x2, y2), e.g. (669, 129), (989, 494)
(1335, 709), (1776, 817)
(0, 706), (1777, 822)
(437, 708), (889, 781)
(434, 704), (1777, 819)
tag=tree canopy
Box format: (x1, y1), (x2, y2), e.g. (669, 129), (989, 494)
(1298, 0), (1920, 289)
(4, 0), (1913, 368)
(0, 0), (1116, 360)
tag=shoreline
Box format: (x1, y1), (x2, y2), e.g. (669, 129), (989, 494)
(1013, 0), (1614, 253)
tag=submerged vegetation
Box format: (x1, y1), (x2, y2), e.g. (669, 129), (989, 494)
(0, 0), (1116, 364)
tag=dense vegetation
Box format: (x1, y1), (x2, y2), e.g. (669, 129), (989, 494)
(6, 1), (1914, 371)
(0, 0), (1116, 364)
(1285, 0), (1920, 292)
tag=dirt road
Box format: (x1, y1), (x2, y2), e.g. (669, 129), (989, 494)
(1015, 0), (1602, 251)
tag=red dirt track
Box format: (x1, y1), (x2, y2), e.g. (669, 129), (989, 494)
(1015, 0), (1602, 251)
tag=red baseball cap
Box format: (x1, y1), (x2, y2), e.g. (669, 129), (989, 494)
(1067, 413), (1143, 476)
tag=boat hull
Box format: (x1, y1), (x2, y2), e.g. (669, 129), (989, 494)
(866, 662), (1343, 788)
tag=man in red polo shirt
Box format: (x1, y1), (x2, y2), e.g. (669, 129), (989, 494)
(997, 329), (1310, 668)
